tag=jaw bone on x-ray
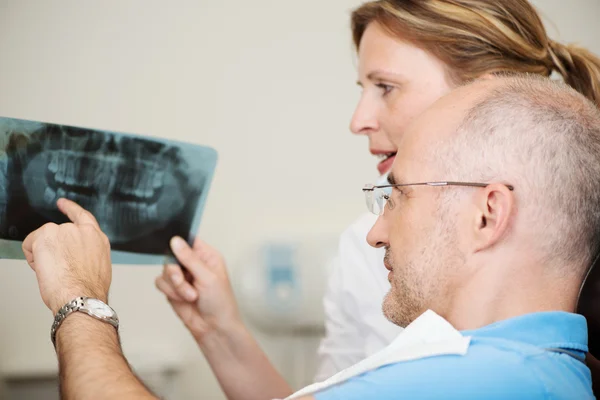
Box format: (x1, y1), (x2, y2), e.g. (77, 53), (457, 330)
(0, 116), (217, 264)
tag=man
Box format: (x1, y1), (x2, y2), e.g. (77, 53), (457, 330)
(23, 74), (599, 399)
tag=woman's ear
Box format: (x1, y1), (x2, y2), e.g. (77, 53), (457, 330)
(479, 72), (499, 81)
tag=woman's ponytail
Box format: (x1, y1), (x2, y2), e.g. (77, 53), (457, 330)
(548, 40), (600, 108)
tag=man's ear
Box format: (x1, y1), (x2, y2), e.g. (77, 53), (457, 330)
(471, 183), (514, 252)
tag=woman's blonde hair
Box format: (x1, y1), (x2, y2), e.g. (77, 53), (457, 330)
(351, 0), (600, 107)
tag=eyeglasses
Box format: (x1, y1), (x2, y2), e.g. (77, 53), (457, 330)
(362, 181), (515, 215)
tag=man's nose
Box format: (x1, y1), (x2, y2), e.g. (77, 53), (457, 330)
(367, 214), (388, 248)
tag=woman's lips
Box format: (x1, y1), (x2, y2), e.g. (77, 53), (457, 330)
(377, 154), (396, 175)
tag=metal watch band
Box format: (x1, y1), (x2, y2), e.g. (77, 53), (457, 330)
(50, 296), (118, 348)
(51, 297), (85, 347)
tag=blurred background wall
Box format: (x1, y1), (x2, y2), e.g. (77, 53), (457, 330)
(0, 0), (598, 398)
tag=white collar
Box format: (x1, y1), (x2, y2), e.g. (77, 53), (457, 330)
(284, 310), (471, 400)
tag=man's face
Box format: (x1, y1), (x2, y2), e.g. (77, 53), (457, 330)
(367, 89), (477, 327)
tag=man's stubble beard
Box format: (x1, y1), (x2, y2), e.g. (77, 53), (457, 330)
(382, 200), (462, 328)
(382, 250), (429, 328)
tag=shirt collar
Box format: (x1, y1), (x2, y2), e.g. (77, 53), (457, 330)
(461, 311), (588, 352)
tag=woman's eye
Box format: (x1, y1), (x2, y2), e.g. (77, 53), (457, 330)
(376, 83), (393, 95)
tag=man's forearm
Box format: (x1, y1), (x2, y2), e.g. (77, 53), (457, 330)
(56, 313), (156, 400)
(198, 322), (293, 400)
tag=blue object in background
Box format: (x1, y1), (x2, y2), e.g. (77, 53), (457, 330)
(264, 242), (301, 313)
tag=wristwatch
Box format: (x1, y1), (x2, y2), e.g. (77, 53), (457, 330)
(51, 297), (119, 347)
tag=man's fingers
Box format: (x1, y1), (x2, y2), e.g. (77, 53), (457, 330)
(57, 198), (101, 229)
(22, 229), (38, 255)
(170, 236), (212, 282)
(21, 229), (39, 268)
(162, 264), (198, 302)
(22, 223), (57, 269)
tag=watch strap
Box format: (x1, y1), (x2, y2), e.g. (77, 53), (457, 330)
(50, 297), (118, 348)
(51, 297), (85, 347)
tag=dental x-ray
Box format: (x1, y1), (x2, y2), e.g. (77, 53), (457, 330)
(0, 116), (217, 264)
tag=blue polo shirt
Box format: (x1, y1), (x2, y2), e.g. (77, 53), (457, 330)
(315, 312), (593, 399)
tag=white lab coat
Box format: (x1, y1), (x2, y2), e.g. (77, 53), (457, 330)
(314, 211), (403, 381)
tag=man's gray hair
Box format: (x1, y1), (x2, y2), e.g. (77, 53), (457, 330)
(443, 74), (600, 273)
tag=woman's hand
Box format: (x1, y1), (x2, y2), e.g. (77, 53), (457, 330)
(155, 236), (242, 343)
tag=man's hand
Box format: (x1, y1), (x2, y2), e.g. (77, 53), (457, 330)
(155, 236), (242, 342)
(22, 198), (112, 314)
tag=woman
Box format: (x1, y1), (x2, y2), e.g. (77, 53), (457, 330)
(155, 1), (600, 399)
(320, 0), (600, 380)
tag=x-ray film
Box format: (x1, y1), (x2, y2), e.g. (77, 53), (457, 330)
(0, 116), (217, 264)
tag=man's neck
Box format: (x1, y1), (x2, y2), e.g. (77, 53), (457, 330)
(440, 259), (582, 331)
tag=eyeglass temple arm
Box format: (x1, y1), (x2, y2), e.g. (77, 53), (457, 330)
(362, 181), (514, 191)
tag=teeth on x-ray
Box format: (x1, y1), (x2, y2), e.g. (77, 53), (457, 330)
(44, 187), (56, 204)
(117, 165), (158, 200)
(0, 117), (211, 256)
(46, 150), (165, 203)
(48, 156), (58, 173)
(147, 203), (158, 220)
(66, 159), (77, 185)
(152, 171), (164, 189)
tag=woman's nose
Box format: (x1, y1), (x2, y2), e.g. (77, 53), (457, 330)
(350, 95), (379, 135)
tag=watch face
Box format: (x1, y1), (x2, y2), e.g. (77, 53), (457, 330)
(86, 298), (114, 318)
